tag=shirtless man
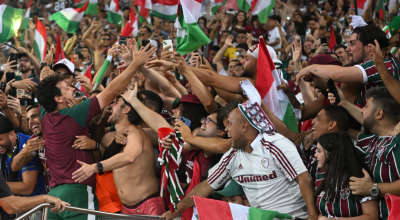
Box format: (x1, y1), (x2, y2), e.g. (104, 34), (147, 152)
(72, 94), (163, 215)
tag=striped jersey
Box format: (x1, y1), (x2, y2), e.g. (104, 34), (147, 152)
(355, 133), (400, 220)
(207, 132), (308, 218)
(354, 58), (400, 106)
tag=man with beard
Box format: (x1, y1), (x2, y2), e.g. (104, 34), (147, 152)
(162, 97), (318, 220)
(72, 94), (164, 215)
(296, 25), (399, 107)
(334, 87), (400, 220)
(14, 48), (40, 81)
(11, 106), (51, 193)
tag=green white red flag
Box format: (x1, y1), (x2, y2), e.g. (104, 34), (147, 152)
(55, 34), (65, 63)
(49, 2), (88, 33)
(21, 0), (31, 29)
(237, 0), (274, 24)
(210, 0), (226, 15)
(192, 196), (293, 220)
(0, 5), (25, 43)
(76, 0), (98, 15)
(107, 0), (122, 26)
(130, 6), (138, 37)
(175, 0), (211, 55)
(151, 0), (179, 21)
(134, 0), (151, 24)
(34, 18), (47, 63)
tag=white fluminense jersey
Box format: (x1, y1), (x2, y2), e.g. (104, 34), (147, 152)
(207, 132), (308, 218)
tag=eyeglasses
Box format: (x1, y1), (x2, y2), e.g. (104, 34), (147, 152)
(201, 117), (217, 125)
(102, 38), (110, 41)
(19, 59), (30, 63)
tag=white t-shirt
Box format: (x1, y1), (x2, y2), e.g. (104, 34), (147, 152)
(267, 27), (282, 50)
(207, 132), (308, 218)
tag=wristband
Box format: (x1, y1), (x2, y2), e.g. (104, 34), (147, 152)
(95, 142), (100, 150)
(109, 125), (116, 132)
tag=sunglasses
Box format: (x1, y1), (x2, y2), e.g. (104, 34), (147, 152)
(102, 38), (110, 41)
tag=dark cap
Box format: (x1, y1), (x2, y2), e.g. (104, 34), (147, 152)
(0, 116), (13, 134)
(172, 94), (203, 109)
(18, 53), (29, 59)
(211, 179), (245, 200)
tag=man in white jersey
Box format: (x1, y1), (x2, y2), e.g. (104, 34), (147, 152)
(162, 81), (318, 220)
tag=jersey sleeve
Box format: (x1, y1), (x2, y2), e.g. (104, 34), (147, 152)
(22, 155), (41, 173)
(207, 149), (235, 190)
(66, 96), (102, 127)
(267, 138), (307, 181)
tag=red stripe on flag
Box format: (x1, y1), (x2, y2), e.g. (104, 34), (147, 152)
(130, 6), (136, 22)
(329, 25), (336, 51)
(140, 8), (150, 18)
(193, 196), (234, 220)
(256, 38), (275, 99)
(35, 18), (47, 62)
(156, 0), (179, 5)
(114, 0), (120, 11)
(24, 0), (32, 17)
(194, 0), (202, 4)
(75, 1), (89, 13)
(134, 0), (146, 7)
(251, 0), (258, 11)
(84, 64), (93, 83)
(55, 34), (65, 63)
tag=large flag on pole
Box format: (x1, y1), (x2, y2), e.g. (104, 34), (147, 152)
(151, 0), (179, 21)
(55, 34), (65, 63)
(76, 0), (98, 15)
(351, 0), (370, 15)
(34, 18), (47, 63)
(256, 38), (298, 132)
(0, 5), (25, 43)
(175, 0), (211, 55)
(130, 6), (139, 37)
(134, 0), (151, 24)
(192, 196), (293, 220)
(49, 2), (88, 33)
(21, 0), (31, 29)
(237, 0), (274, 24)
(107, 0), (123, 26)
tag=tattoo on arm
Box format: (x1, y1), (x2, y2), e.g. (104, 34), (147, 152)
(314, 69), (317, 72)
(15, 155), (26, 166)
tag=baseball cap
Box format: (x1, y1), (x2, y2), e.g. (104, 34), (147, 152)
(389, 16), (400, 36)
(52, 58), (75, 76)
(247, 43), (282, 66)
(211, 179), (245, 200)
(172, 94), (203, 109)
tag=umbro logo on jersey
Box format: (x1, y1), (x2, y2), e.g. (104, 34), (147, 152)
(238, 164), (244, 170)
(237, 171), (277, 183)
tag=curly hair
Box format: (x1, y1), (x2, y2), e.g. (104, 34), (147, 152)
(36, 75), (64, 113)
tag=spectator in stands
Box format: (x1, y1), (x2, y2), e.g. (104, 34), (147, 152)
(265, 16), (282, 49)
(73, 53), (85, 71)
(334, 45), (349, 65)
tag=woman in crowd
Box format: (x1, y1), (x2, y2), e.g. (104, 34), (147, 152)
(314, 132), (378, 220)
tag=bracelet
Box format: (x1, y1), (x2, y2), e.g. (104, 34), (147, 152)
(95, 142), (100, 150)
(294, 70), (300, 74)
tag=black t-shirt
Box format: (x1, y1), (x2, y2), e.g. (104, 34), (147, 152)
(0, 174), (12, 199)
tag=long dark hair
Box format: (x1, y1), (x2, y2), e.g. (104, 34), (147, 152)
(315, 132), (365, 203)
(180, 102), (208, 131)
(232, 10), (248, 27)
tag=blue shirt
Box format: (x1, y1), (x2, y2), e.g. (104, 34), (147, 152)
(6, 133), (45, 196)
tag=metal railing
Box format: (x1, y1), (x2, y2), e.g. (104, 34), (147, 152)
(15, 203), (162, 220)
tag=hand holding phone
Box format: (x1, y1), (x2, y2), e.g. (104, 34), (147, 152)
(163, 40), (173, 52)
(179, 117), (192, 128)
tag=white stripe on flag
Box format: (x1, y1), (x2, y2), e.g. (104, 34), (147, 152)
(253, 0), (272, 14)
(0, 5), (7, 35)
(24, 8), (30, 19)
(229, 203), (249, 219)
(60, 8), (84, 22)
(34, 29), (46, 62)
(175, 20), (188, 38)
(152, 3), (177, 16)
(180, 0), (202, 24)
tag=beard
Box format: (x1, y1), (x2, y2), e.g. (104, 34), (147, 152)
(108, 109), (122, 125)
(19, 65), (31, 73)
(361, 115), (375, 135)
(240, 69), (255, 78)
(349, 52), (367, 65)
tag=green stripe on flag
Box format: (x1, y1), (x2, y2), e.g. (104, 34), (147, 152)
(33, 41), (42, 63)
(0, 6), (25, 43)
(282, 104), (298, 133)
(150, 10), (177, 21)
(49, 13), (80, 33)
(256, 0), (275, 24)
(21, 18), (29, 29)
(107, 11), (122, 26)
(176, 6), (211, 56)
(78, 3), (98, 15)
(249, 207), (293, 219)
(237, 0), (251, 11)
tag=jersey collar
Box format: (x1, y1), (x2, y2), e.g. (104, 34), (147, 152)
(250, 133), (263, 149)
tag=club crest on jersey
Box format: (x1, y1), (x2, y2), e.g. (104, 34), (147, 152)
(340, 188), (350, 200)
(261, 158), (269, 169)
(238, 164), (244, 170)
(377, 145), (385, 158)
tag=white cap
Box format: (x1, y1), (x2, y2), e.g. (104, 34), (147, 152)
(247, 44), (282, 66)
(53, 59), (75, 76)
(349, 15), (368, 29)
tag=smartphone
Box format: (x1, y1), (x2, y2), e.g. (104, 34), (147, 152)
(163, 40), (173, 52)
(6, 72), (15, 83)
(19, 98), (34, 107)
(119, 36), (128, 46)
(142, 39), (150, 51)
(0, 82), (5, 92)
(8, 89), (16, 98)
(179, 116), (191, 128)
(74, 91), (87, 99)
(320, 37), (327, 44)
(9, 53), (18, 70)
(327, 79), (341, 105)
(198, 49), (203, 65)
(30, 75), (40, 84)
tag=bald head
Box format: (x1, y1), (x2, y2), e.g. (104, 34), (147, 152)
(226, 108), (258, 152)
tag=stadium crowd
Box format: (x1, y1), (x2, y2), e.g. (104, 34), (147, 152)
(0, 0), (399, 219)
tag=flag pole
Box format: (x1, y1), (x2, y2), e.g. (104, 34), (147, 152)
(354, 0), (358, 15)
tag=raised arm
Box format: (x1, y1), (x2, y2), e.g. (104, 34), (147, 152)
(139, 66), (182, 99)
(212, 35), (232, 64)
(96, 44), (157, 110)
(82, 21), (100, 51)
(296, 65), (364, 83)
